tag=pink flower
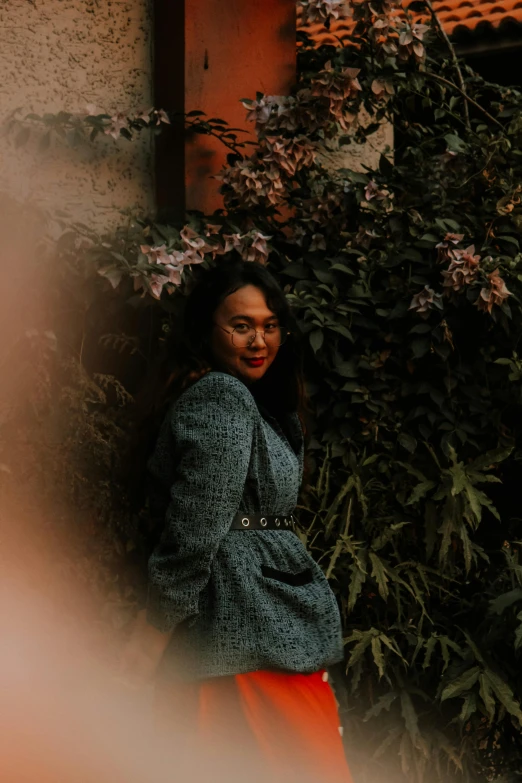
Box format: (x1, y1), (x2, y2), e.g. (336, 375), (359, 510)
(285, 224), (307, 246)
(140, 244), (186, 283)
(242, 95), (279, 127)
(223, 233), (245, 254)
(397, 23), (429, 63)
(241, 231), (272, 264)
(218, 159), (286, 208)
(476, 269), (512, 314)
(299, 0), (350, 24)
(154, 109), (170, 125)
(180, 226), (212, 254)
(140, 244), (172, 265)
(436, 233), (465, 263)
(262, 136), (316, 177)
(98, 266), (122, 289)
(409, 286), (443, 318)
(309, 233), (326, 252)
(104, 113), (129, 140)
(441, 245), (481, 293)
(311, 62), (362, 129)
(165, 266), (182, 286)
(371, 78), (395, 102)
(355, 226), (376, 248)
(179, 248), (205, 265)
(149, 273), (170, 299)
(364, 180), (390, 202)
(134, 107), (154, 123)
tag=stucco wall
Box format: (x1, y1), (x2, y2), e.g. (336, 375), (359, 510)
(318, 110), (394, 175)
(0, 0), (154, 232)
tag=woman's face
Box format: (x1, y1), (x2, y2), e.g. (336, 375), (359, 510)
(210, 284), (281, 384)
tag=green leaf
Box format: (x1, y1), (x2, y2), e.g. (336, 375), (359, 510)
(422, 636), (437, 670)
(282, 264), (308, 279)
(479, 672), (496, 723)
(485, 669), (522, 726)
(440, 667), (480, 702)
(439, 637), (451, 673)
(458, 692), (478, 724)
(331, 263), (354, 274)
(411, 338), (430, 359)
(371, 635), (385, 678)
(489, 588), (522, 615)
(468, 446), (513, 472)
(336, 361), (358, 378)
(369, 551), (389, 600)
(498, 235), (520, 248)
(400, 691), (419, 739)
(515, 613), (522, 651)
(345, 628), (375, 668)
(347, 554), (367, 613)
(363, 691), (398, 720)
(407, 479), (436, 505)
(309, 329), (324, 353)
(398, 433), (417, 453)
(462, 631), (486, 664)
(329, 324), (354, 341)
(464, 484), (483, 523)
(324, 479), (351, 537)
(444, 133), (468, 153)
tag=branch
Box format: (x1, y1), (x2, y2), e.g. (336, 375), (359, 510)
(422, 72), (504, 131)
(424, 0), (471, 130)
(184, 116), (253, 157)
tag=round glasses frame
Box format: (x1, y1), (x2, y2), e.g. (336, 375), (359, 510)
(215, 324), (289, 348)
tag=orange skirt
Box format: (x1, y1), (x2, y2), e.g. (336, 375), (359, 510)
(155, 669), (353, 783)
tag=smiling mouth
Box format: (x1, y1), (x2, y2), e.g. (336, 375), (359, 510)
(243, 357), (266, 366)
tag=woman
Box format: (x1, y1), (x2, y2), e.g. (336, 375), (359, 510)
(123, 260), (353, 783)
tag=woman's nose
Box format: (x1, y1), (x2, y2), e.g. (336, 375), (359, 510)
(250, 330), (266, 348)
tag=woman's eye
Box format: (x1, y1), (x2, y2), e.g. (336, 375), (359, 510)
(265, 323), (278, 331)
(234, 324), (251, 332)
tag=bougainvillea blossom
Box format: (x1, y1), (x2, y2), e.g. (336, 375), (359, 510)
(409, 286), (443, 318)
(218, 159), (286, 208)
(262, 136), (316, 177)
(441, 245), (481, 293)
(299, 0), (351, 24)
(436, 233), (465, 263)
(476, 269), (512, 313)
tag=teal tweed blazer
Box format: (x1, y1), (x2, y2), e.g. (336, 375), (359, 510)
(147, 371), (343, 680)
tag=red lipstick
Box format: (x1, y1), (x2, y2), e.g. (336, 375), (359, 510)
(244, 357), (265, 368)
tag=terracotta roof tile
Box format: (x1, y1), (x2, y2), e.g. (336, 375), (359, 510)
(299, 1), (522, 46)
(435, 0), (522, 34)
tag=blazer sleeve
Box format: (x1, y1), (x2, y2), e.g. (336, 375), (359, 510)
(146, 374), (255, 633)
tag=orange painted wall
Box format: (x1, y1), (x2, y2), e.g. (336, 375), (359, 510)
(184, 0), (296, 214)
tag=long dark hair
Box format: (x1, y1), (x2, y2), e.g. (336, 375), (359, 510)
(126, 260), (306, 507)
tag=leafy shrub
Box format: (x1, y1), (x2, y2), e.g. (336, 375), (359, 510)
(5, 0), (522, 780)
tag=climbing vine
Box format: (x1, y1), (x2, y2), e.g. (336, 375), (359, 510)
(4, 1), (522, 781)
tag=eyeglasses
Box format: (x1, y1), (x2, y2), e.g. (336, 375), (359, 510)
(215, 324), (288, 348)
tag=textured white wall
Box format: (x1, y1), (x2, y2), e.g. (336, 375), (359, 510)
(0, 0), (154, 232)
(318, 110), (394, 176)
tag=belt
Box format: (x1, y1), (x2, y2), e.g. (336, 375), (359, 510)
(230, 513), (296, 531)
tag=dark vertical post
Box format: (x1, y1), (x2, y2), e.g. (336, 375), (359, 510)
(153, 0), (186, 221)
(153, 0), (296, 218)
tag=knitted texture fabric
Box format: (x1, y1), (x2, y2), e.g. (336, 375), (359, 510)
(147, 372), (344, 681)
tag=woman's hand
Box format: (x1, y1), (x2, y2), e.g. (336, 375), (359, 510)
(118, 609), (173, 688)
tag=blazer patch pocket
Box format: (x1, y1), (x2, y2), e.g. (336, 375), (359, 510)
(261, 565), (314, 587)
